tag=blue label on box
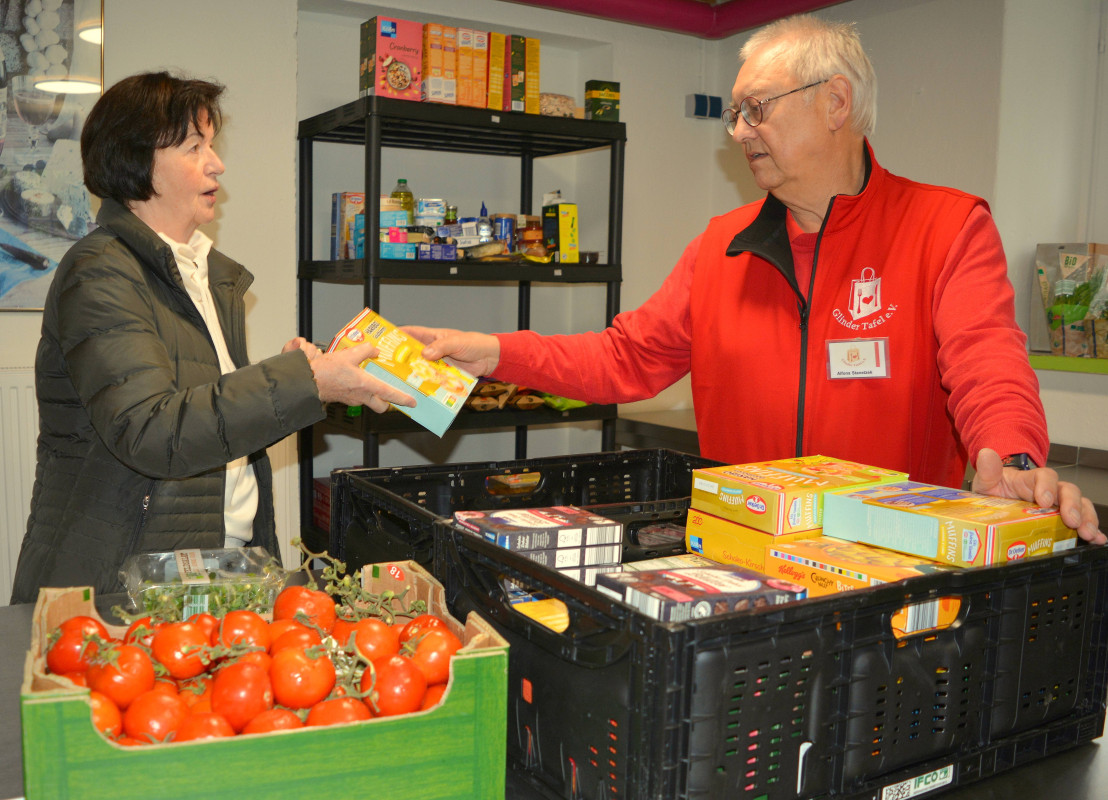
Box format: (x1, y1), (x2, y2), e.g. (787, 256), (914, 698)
(382, 20), (396, 37)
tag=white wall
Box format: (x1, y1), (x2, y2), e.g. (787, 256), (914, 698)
(0, 0), (1104, 560)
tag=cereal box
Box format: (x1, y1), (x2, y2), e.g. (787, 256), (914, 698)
(595, 565), (807, 622)
(524, 37), (540, 114)
(509, 35), (526, 112)
(823, 481), (1078, 567)
(327, 308), (476, 436)
(487, 31), (509, 111)
(690, 455), (907, 534)
(471, 30), (489, 110)
(360, 17), (422, 101)
(542, 202), (578, 263)
(685, 507), (820, 573)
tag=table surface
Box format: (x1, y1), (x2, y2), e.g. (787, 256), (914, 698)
(4, 599), (1107, 800)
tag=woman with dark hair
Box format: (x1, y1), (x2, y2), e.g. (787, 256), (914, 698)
(9, 71), (413, 603)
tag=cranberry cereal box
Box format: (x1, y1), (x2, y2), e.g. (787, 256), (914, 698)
(685, 508), (821, 573)
(327, 308), (476, 437)
(823, 481), (1078, 567)
(595, 565), (807, 622)
(360, 17), (422, 101)
(691, 455), (907, 535)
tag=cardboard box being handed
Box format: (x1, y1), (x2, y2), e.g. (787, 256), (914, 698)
(327, 308), (477, 436)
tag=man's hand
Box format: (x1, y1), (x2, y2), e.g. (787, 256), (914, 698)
(306, 342), (416, 413)
(972, 448), (1106, 544)
(402, 325), (500, 377)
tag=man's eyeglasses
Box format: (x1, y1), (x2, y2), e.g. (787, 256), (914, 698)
(722, 79), (828, 134)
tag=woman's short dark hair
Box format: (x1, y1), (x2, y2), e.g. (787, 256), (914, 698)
(81, 71), (224, 204)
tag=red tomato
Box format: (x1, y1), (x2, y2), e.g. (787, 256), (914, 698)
(88, 690), (122, 738)
(187, 612), (220, 644)
(268, 618), (309, 643)
(59, 615), (110, 641)
(270, 646), (336, 709)
(174, 711), (236, 742)
(151, 621), (211, 680)
(122, 690), (188, 742)
(272, 585), (337, 635)
(330, 616), (356, 648)
(242, 707), (305, 734)
(420, 683), (448, 711)
(210, 661), (273, 733)
(408, 627), (462, 686)
(398, 613), (449, 645)
(218, 610), (272, 651)
(306, 696), (372, 727)
(178, 675), (213, 711)
(115, 735), (149, 747)
(349, 618), (400, 662)
(227, 650), (272, 673)
(46, 629), (99, 675)
(86, 644), (156, 710)
(123, 616), (162, 648)
(60, 671), (88, 687)
(270, 626), (322, 654)
(150, 678), (180, 697)
(362, 654), (427, 717)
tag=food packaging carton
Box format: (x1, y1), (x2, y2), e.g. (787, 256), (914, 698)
(595, 564), (807, 622)
(420, 23), (455, 104)
(1034, 242), (1108, 357)
(471, 30), (489, 109)
(685, 507), (820, 573)
(524, 37), (540, 114)
(21, 561), (508, 800)
(327, 308), (477, 436)
(360, 16), (422, 101)
(823, 481), (1078, 567)
(691, 455), (907, 534)
(486, 31), (509, 111)
(509, 35), (526, 112)
(453, 506), (623, 550)
(541, 202), (578, 263)
(585, 79), (620, 121)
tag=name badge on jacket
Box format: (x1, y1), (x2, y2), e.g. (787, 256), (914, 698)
(827, 338), (889, 379)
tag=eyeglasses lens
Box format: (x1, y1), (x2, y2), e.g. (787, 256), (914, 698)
(740, 98), (761, 127)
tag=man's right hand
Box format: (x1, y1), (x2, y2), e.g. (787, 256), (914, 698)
(403, 326), (501, 377)
(307, 342), (415, 412)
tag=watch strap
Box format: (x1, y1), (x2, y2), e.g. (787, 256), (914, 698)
(1001, 453), (1036, 470)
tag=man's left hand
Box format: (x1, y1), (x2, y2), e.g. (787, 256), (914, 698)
(972, 448), (1106, 544)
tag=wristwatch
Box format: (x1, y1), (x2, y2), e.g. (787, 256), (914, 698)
(1002, 453), (1036, 470)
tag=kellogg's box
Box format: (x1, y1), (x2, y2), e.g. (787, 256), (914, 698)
(360, 17), (422, 101)
(823, 481), (1078, 567)
(327, 308), (477, 437)
(691, 455), (907, 535)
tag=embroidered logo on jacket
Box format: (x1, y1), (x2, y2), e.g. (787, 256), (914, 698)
(849, 267), (881, 319)
(833, 267), (899, 330)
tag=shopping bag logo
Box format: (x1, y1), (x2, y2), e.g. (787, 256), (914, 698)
(849, 267), (881, 320)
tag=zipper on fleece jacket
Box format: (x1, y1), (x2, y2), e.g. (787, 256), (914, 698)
(794, 197), (835, 456)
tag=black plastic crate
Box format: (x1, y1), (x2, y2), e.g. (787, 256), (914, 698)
(434, 521), (1108, 800)
(329, 449), (718, 571)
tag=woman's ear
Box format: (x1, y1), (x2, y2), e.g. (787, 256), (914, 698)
(826, 74), (852, 132)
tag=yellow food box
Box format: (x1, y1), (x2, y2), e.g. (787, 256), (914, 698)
(327, 308), (477, 437)
(823, 481), (1078, 567)
(684, 508), (819, 573)
(691, 455), (907, 535)
(764, 536), (963, 638)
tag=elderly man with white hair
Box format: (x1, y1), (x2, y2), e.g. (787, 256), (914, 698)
(409, 14), (1105, 545)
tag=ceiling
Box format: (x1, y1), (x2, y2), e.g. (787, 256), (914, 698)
(500, 0), (848, 39)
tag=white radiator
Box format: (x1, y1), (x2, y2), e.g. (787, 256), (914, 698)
(0, 367), (36, 606)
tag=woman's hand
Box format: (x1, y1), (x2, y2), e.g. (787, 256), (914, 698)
(305, 342), (415, 412)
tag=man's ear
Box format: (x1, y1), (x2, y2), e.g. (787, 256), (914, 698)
(826, 74), (852, 132)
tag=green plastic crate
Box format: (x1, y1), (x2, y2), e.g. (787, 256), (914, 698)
(21, 563), (508, 800)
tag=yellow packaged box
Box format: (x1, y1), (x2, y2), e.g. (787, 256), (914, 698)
(764, 535), (956, 595)
(327, 308), (477, 436)
(685, 507), (819, 573)
(691, 455), (907, 535)
(823, 481), (1078, 567)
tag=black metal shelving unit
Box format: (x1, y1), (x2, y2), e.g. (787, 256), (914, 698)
(296, 96), (627, 544)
